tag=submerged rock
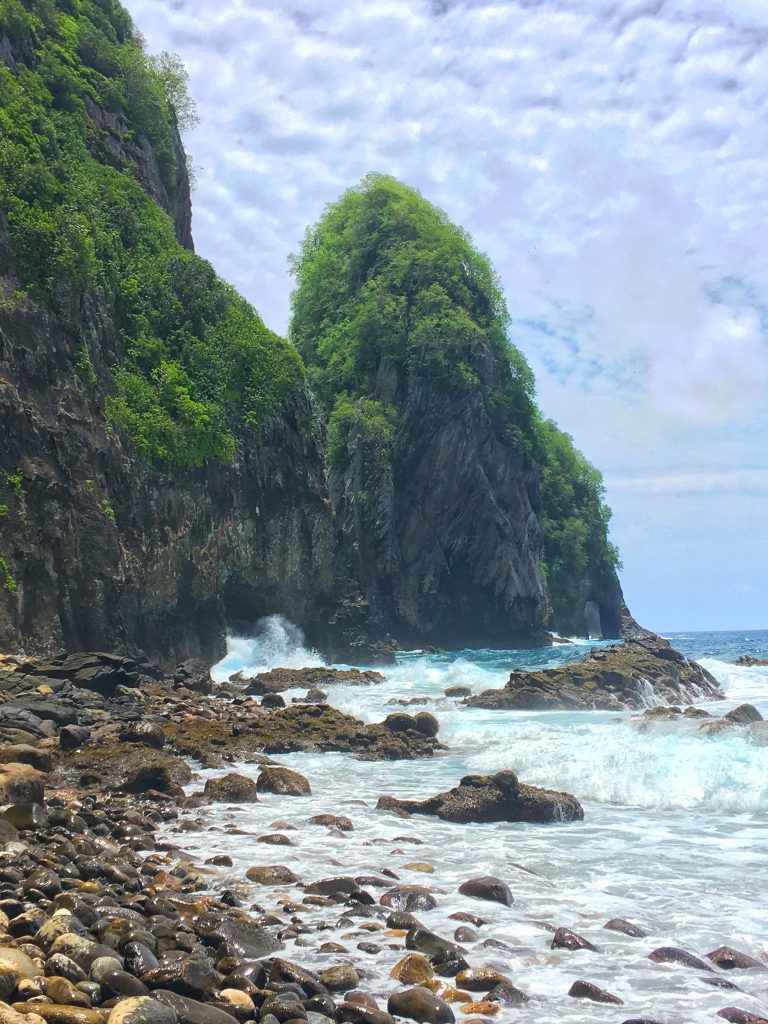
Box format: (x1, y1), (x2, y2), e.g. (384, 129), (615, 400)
(467, 634), (723, 711)
(376, 770), (583, 824)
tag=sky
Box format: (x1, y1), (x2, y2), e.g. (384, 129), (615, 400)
(124, 0), (768, 632)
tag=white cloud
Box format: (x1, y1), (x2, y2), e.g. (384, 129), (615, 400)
(123, 0), (768, 629)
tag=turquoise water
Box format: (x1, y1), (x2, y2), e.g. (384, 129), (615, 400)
(194, 623), (768, 1023)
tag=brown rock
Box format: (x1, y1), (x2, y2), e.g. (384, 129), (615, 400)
(706, 946), (765, 970)
(568, 980), (623, 1004)
(256, 766), (311, 797)
(467, 635), (723, 711)
(387, 987), (455, 1024)
(551, 928), (597, 952)
(203, 774), (259, 803)
(245, 865), (300, 885)
(457, 877), (512, 907)
(378, 770), (582, 824)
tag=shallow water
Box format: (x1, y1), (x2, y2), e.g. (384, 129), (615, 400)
(170, 624), (768, 1023)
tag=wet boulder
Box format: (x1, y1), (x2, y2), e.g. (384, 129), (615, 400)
(706, 947), (765, 970)
(647, 946), (712, 971)
(202, 774), (259, 804)
(568, 980), (623, 1004)
(381, 886), (438, 912)
(245, 865), (300, 886)
(193, 912), (282, 959)
(724, 704), (763, 725)
(457, 877), (512, 907)
(256, 766), (311, 797)
(603, 918), (647, 938)
(377, 770), (582, 824)
(387, 987), (455, 1024)
(551, 928), (598, 952)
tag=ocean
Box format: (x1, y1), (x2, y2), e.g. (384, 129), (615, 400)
(172, 623), (768, 1023)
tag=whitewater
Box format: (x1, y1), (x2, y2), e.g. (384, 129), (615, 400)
(168, 622), (768, 1023)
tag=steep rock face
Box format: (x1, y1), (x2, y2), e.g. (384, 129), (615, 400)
(552, 570), (633, 641)
(0, 270), (334, 664)
(0, 29), (335, 665)
(330, 358), (549, 650)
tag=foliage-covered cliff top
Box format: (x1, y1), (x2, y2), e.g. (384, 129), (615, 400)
(0, 0), (304, 466)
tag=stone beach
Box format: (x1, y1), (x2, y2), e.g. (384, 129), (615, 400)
(1, 644), (767, 1024)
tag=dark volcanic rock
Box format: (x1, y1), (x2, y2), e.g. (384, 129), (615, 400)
(65, 744), (192, 795)
(734, 656), (768, 667)
(244, 667), (384, 695)
(193, 912), (282, 958)
(376, 770), (583, 823)
(174, 661), (214, 695)
(467, 634), (723, 710)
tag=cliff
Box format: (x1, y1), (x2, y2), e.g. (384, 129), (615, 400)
(329, 357), (548, 649)
(0, 7), (335, 665)
(0, 5), (630, 666)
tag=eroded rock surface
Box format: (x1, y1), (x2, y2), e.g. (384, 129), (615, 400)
(467, 635), (723, 711)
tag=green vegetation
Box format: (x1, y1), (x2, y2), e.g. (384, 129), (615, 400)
(537, 418), (621, 623)
(0, 555), (16, 593)
(1, 468), (25, 502)
(290, 173), (537, 453)
(0, 504), (8, 518)
(99, 497), (115, 521)
(0, 0), (303, 466)
(74, 345), (97, 387)
(327, 396), (396, 472)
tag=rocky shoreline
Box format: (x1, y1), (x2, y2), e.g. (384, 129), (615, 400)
(1, 646), (767, 1024)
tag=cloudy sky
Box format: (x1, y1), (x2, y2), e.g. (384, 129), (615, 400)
(126, 0), (767, 632)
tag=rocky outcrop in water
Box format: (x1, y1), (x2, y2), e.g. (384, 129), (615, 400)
(377, 769), (584, 823)
(241, 667), (384, 696)
(466, 634), (723, 711)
